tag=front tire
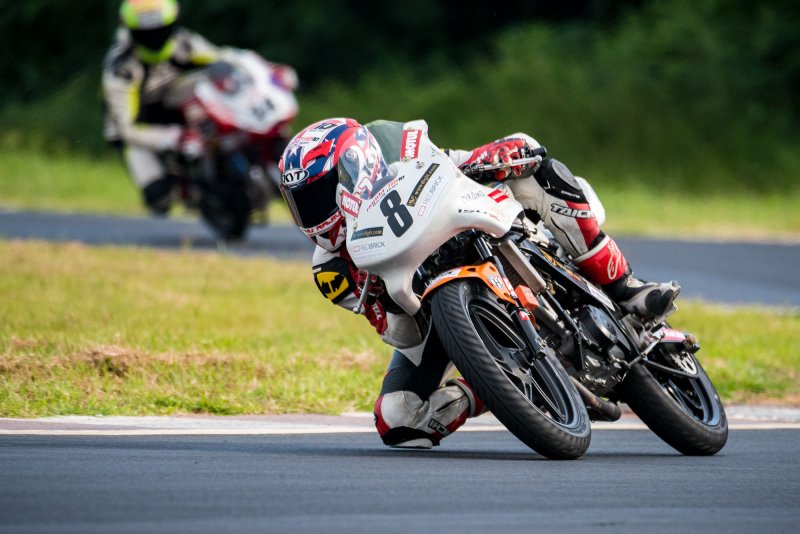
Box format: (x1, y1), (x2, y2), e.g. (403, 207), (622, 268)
(199, 178), (251, 241)
(432, 280), (591, 459)
(619, 347), (728, 455)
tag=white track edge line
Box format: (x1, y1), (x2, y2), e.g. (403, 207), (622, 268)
(1, 422), (798, 436)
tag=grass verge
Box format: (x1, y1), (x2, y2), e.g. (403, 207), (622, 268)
(1, 240), (798, 417)
(1, 148), (798, 242)
(0, 240), (386, 417)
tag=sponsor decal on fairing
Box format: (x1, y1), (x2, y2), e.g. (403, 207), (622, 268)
(351, 227), (384, 240)
(366, 177), (403, 211)
(340, 190), (362, 217)
(352, 241), (387, 257)
(401, 129), (422, 161)
(407, 163), (440, 207)
(416, 175), (444, 216)
(461, 190), (486, 202)
(488, 189), (509, 203)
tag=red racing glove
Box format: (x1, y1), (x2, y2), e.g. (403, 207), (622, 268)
(460, 138), (527, 180)
(355, 270), (388, 334)
(341, 256), (388, 335)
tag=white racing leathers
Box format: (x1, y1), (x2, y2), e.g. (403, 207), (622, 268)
(311, 245), (485, 449)
(102, 28), (222, 209)
(312, 128), (626, 449)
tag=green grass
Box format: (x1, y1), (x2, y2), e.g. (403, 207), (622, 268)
(0, 240), (386, 417)
(0, 148), (293, 221)
(1, 148), (798, 241)
(1, 240), (797, 417)
(0, 149), (140, 214)
(667, 302), (800, 405)
(598, 182), (800, 242)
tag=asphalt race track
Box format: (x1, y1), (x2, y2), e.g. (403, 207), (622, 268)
(1, 415), (799, 533)
(1, 209), (799, 307)
(2, 209), (799, 532)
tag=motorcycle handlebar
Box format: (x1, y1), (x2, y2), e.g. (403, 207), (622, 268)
(466, 146), (548, 174)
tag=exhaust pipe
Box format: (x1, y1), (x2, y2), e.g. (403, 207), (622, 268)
(570, 377), (622, 422)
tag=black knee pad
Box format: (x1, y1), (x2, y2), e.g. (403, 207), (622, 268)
(534, 158), (587, 203)
(142, 176), (175, 215)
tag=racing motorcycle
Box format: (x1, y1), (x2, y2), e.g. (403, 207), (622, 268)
(342, 123), (728, 459)
(164, 50), (298, 240)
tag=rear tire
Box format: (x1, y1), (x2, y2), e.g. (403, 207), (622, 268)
(432, 280), (591, 459)
(619, 347), (728, 455)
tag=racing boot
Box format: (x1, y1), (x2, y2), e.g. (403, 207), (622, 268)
(374, 378), (485, 449)
(142, 174), (176, 216)
(604, 271), (681, 319)
(576, 235), (680, 319)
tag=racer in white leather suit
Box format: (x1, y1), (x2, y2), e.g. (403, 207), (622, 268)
(280, 118), (680, 449)
(103, 0), (297, 215)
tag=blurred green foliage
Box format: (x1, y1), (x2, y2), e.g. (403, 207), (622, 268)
(1, 0), (798, 191)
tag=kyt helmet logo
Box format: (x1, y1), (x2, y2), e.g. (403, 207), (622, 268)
(282, 168), (309, 184)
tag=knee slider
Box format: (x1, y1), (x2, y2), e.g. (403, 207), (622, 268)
(374, 391), (434, 446)
(447, 378), (486, 417)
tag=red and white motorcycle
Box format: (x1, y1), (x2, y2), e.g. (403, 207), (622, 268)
(166, 50), (298, 240)
(340, 121), (727, 459)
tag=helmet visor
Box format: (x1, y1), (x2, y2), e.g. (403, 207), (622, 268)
(130, 23), (175, 52)
(281, 168), (340, 232)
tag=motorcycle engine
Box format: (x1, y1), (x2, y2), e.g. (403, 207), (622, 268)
(571, 305), (628, 395)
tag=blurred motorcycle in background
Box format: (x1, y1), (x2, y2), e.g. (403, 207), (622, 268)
(164, 50), (298, 240)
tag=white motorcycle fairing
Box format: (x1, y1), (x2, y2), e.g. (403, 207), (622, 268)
(343, 128), (524, 315)
(194, 50), (298, 135)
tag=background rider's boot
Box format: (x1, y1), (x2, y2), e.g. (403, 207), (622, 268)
(142, 175), (176, 216)
(576, 235), (681, 319)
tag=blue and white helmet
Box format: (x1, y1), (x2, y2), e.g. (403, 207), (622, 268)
(279, 118), (384, 251)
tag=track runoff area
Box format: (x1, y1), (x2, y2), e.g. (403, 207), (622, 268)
(2, 406), (798, 437)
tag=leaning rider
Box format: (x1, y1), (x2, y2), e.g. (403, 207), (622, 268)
(279, 118), (680, 449)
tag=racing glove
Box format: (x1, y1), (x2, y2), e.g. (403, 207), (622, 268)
(270, 64), (299, 91)
(179, 128), (205, 160)
(459, 138), (528, 181)
(355, 269), (389, 335)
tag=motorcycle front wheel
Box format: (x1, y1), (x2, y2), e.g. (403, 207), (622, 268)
(432, 280), (591, 460)
(199, 179), (251, 241)
(619, 346), (728, 455)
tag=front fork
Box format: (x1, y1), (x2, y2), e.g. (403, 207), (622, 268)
(473, 235), (549, 360)
(476, 234), (622, 420)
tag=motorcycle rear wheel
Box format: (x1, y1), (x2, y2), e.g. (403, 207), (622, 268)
(432, 280), (591, 460)
(620, 346), (728, 455)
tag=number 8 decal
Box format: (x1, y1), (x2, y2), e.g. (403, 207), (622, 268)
(380, 190), (413, 237)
